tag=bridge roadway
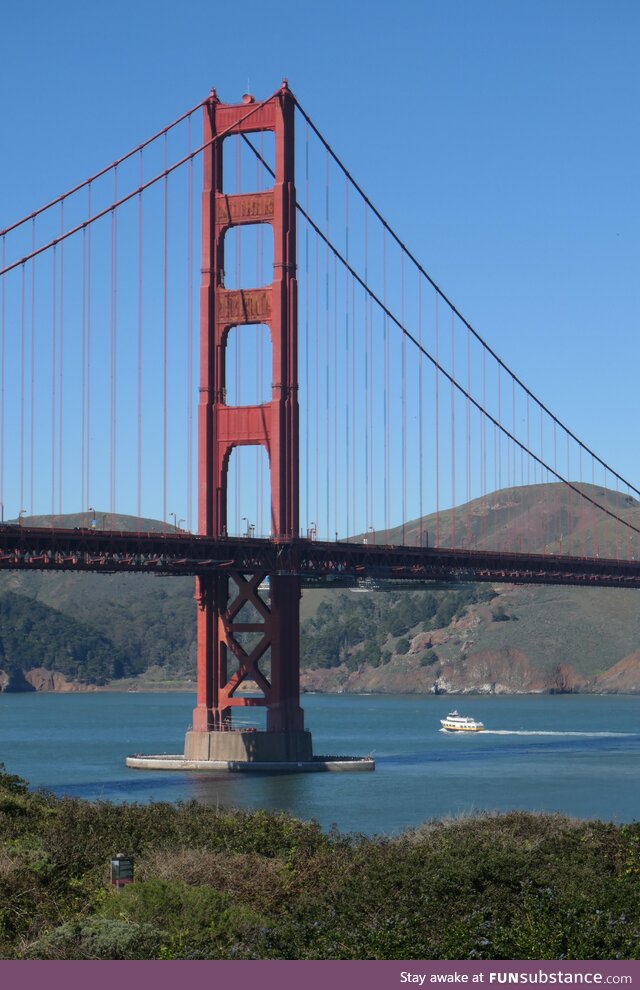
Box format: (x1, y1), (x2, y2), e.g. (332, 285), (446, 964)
(1, 525), (640, 589)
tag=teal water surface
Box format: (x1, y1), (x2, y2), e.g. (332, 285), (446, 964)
(1, 692), (639, 834)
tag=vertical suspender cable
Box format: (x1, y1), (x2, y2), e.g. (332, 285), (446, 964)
(539, 406), (544, 550)
(333, 252), (338, 538)
(566, 431), (571, 557)
(111, 170), (118, 526)
(482, 349), (487, 548)
(59, 202), (64, 515)
(51, 244), (57, 517)
(579, 446), (583, 556)
(466, 326), (472, 547)
(496, 363), (501, 551)
(364, 206), (369, 536)
(615, 474), (620, 557)
(505, 378), (510, 547)
(345, 176), (350, 539)
(20, 264), (25, 516)
(30, 221), (36, 513)
(304, 123), (310, 535)
(325, 150), (330, 538)
(527, 391), (532, 550)
(163, 141), (169, 531)
(351, 271), (356, 536)
(517, 400), (522, 551)
(187, 117), (194, 534)
(418, 275), (423, 545)
(314, 226), (319, 535)
(369, 294), (375, 539)
(450, 310), (455, 548)
(435, 293), (440, 547)
(401, 252), (406, 544)
(603, 466), (609, 556)
(0, 237), (4, 513)
(138, 150), (144, 529)
(591, 457), (597, 556)
(553, 421), (558, 549)
(512, 377), (516, 550)
(86, 184), (92, 513)
(81, 225), (86, 516)
(383, 228), (388, 535)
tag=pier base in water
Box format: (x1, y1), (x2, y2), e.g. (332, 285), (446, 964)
(184, 728), (313, 763)
(126, 728), (374, 773)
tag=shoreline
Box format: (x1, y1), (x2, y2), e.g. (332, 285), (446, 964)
(1, 678), (639, 696)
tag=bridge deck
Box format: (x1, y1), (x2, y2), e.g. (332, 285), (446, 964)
(1, 526), (640, 589)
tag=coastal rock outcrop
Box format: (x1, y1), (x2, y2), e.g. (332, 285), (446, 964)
(595, 653), (640, 693)
(437, 648), (543, 694)
(0, 667), (97, 692)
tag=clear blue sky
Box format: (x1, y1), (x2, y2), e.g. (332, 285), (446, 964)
(1, 0), (639, 528)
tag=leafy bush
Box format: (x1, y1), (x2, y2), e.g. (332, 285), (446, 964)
(419, 650), (438, 667)
(0, 763), (28, 795)
(492, 605), (511, 622)
(97, 879), (266, 959)
(24, 919), (165, 960)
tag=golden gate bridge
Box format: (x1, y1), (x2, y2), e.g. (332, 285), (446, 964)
(1, 83), (640, 768)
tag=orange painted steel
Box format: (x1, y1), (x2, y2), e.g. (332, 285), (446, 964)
(193, 85), (303, 734)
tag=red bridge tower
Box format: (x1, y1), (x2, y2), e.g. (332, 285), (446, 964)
(185, 84), (312, 763)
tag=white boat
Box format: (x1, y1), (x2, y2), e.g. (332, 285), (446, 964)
(440, 710), (484, 732)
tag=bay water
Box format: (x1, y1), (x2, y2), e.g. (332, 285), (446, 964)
(1, 691), (639, 834)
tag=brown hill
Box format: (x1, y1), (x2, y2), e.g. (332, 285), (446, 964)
(377, 481), (640, 558)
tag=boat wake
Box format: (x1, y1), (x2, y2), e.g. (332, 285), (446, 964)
(480, 730), (633, 737)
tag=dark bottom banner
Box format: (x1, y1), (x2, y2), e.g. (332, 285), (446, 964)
(1, 960), (639, 990)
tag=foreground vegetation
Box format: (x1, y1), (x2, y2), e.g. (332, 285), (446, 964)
(1, 765), (639, 960)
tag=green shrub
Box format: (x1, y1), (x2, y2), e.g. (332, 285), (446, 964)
(97, 879), (267, 959)
(0, 763), (29, 796)
(419, 650), (438, 666)
(24, 919), (165, 960)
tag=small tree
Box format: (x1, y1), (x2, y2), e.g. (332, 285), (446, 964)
(419, 650), (438, 667)
(492, 605), (510, 622)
